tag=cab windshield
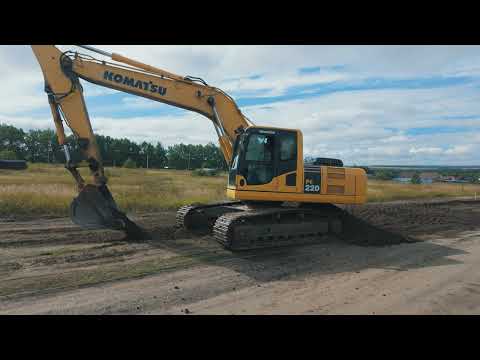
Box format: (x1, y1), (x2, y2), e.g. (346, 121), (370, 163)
(243, 132), (275, 185)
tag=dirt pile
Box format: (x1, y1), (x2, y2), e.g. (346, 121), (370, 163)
(338, 208), (415, 246)
(338, 199), (480, 246)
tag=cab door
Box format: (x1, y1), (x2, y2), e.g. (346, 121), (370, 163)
(275, 130), (298, 193)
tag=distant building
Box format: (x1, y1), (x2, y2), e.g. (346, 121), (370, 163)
(439, 178), (469, 184)
(393, 171), (439, 184)
(439, 175), (457, 182)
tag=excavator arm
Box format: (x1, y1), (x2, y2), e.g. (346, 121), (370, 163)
(31, 45), (252, 236)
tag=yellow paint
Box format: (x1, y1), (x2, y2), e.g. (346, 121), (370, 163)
(228, 164), (366, 205)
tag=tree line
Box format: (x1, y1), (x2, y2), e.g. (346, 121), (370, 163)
(0, 123), (227, 170)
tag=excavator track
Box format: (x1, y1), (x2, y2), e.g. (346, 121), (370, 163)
(177, 201), (407, 251)
(176, 201), (244, 233)
(213, 205), (343, 251)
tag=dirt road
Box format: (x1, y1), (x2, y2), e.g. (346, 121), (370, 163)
(0, 198), (479, 314)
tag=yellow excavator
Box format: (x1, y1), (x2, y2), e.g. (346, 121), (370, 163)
(32, 45), (367, 250)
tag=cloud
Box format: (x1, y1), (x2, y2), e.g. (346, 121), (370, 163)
(120, 97), (165, 110)
(409, 147), (443, 155)
(0, 114), (52, 131)
(381, 135), (410, 143)
(1, 45), (480, 165)
(99, 45), (480, 79)
(240, 84), (480, 165)
(445, 144), (474, 155)
(219, 69), (349, 97)
(90, 114), (217, 147)
(0, 46), (46, 114)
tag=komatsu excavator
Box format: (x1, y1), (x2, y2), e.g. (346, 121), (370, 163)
(32, 45), (367, 251)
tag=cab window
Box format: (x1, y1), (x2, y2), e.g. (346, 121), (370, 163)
(279, 132), (297, 161)
(245, 133), (274, 161)
(243, 133), (274, 185)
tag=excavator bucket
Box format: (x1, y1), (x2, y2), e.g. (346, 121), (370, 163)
(70, 184), (145, 239)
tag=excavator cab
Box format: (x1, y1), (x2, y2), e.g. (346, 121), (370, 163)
(228, 126), (300, 194)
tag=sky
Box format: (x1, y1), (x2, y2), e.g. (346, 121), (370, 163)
(1, 45), (479, 166)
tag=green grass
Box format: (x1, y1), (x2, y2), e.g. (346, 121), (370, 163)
(1, 164), (479, 217)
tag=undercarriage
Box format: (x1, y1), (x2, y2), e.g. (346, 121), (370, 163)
(176, 201), (345, 251)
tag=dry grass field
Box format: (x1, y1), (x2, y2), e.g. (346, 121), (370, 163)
(0, 164), (226, 217)
(1, 163), (479, 218)
(367, 178), (480, 202)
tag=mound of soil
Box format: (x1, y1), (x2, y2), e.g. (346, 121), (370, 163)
(337, 199), (480, 246)
(338, 208), (415, 246)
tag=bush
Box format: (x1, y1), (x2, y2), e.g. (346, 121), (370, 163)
(123, 158), (137, 169)
(192, 168), (220, 177)
(411, 172), (422, 184)
(0, 150), (18, 160)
